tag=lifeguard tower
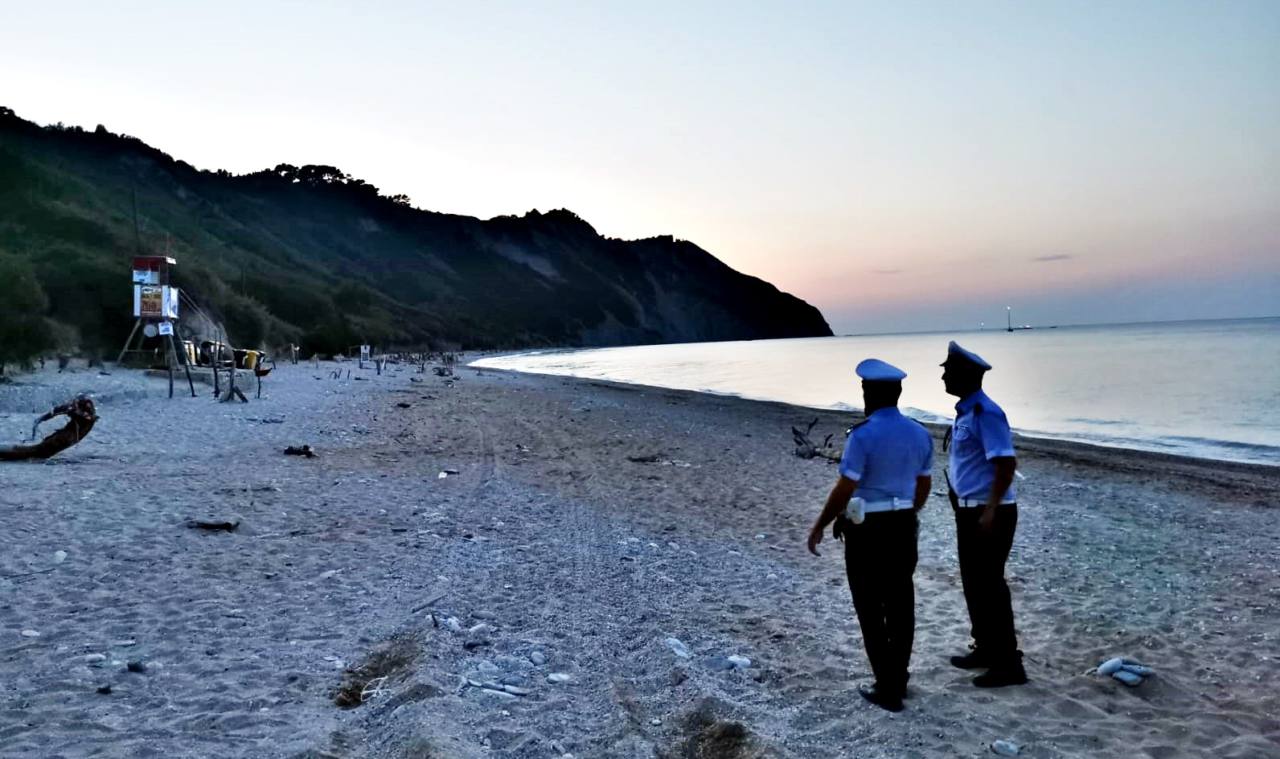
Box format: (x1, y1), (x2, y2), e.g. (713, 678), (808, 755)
(116, 255), (195, 397)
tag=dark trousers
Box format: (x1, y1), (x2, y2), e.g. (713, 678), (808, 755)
(843, 510), (918, 697)
(952, 502), (1020, 663)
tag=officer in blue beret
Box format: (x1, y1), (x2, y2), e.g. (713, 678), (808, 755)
(808, 358), (933, 712)
(941, 341), (1027, 687)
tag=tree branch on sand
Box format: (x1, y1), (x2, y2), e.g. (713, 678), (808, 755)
(0, 396), (97, 462)
(791, 418), (841, 462)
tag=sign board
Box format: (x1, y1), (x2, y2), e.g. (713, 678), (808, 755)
(134, 285), (179, 319)
(360, 345), (372, 361)
(158, 321), (174, 336)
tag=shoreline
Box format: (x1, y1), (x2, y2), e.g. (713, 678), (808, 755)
(471, 364), (1280, 476)
(1, 362), (1276, 758)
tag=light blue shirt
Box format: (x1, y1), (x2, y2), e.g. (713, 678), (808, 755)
(839, 407), (934, 502)
(948, 390), (1017, 502)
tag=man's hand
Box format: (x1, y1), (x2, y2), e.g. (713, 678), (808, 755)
(807, 524), (824, 556)
(978, 505), (996, 533)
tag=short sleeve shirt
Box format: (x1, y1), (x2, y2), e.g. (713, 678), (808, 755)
(838, 407), (934, 502)
(948, 390), (1017, 501)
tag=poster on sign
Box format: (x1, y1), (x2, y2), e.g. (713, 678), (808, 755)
(360, 345), (371, 362)
(133, 285), (180, 319)
(158, 321), (174, 336)
(138, 286), (164, 318)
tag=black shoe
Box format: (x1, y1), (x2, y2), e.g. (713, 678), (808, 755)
(972, 662), (1028, 688)
(950, 650), (993, 670)
(858, 682), (904, 712)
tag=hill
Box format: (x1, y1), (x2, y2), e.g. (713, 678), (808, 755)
(0, 106), (831, 361)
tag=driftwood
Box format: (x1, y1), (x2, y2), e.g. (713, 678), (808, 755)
(791, 417), (841, 462)
(284, 445), (317, 458)
(186, 519), (240, 532)
(0, 396), (97, 462)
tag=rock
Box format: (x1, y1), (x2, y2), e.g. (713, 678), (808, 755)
(477, 661), (500, 676)
(112, 640), (137, 647)
(1112, 670), (1143, 686)
(547, 672), (572, 684)
(500, 673), (527, 686)
(727, 655), (752, 669)
(480, 687), (518, 700)
(500, 684), (531, 696)
(529, 650), (547, 666)
(706, 656), (735, 672)
(1097, 657), (1125, 676)
(84, 654), (107, 666)
(96, 684), (111, 695)
(444, 617), (463, 632)
(125, 660), (147, 673)
(991, 739), (1020, 756)
(468, 623), (492, 636)
(53, 550), (67, 564)
(19, 629), (40, 638)
(650, 718), (662, 726)
(664, 637), (692, 659)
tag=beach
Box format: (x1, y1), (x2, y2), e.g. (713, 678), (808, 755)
(0, 361), (1276, 759)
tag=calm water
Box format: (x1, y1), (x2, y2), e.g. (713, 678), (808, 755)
(473, 318), (1280, 465)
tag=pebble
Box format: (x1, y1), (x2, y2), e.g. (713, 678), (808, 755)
(480, 687), (518, 700)
(84, 654), (107, 666)
(727, 655), (752, 669)
(444, 617), (463, 632)
(529, 650), (547, 666)
(546, 672), (572, 684)
(664, 637), (692, 659)
(53, 550), (67, 564)
(20, 630), (40, 638)
(126, 660), (147, 674)
(96, 684), (111, 695)
(991, 740), (1020, 756)
(477, 661), (500, 676)
(650, 718), (662, 726)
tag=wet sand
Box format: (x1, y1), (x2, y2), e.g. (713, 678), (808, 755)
(0, 362), (1276, 758)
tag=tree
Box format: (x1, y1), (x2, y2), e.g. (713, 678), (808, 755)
(0, 252), (54, 376)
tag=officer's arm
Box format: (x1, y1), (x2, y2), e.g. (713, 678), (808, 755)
(913, 475), (932, 511)
(985, 457), (1016, 509)
(807, 476), (858, 556)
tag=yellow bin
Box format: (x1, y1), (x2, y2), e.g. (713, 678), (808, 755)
(243, 350), (259, 370)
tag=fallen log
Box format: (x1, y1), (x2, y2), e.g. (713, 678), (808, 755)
(0, 396), (97, 462)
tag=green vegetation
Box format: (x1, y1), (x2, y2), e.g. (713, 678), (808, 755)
(0, 251), (54, 376)
(0, 106), (831, 360)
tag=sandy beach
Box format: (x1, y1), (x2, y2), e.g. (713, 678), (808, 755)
(0, 361), (1276, 759)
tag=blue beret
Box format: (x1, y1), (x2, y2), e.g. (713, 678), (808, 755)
(856, 358), (907, 382)
(942, 341), (992, 370)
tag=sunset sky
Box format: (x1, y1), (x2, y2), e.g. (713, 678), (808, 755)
(2, 1), (1276, 333)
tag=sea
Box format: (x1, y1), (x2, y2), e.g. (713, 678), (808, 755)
(472, 317), (1280, 466)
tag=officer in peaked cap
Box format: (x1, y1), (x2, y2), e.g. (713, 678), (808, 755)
(808, 358), (933, 712)
(941, 341), (1028, 687)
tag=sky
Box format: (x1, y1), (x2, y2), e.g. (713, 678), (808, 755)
(2, 1), (1277, 334)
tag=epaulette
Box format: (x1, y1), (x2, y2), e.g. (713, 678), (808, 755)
(844, 419), (870, 437)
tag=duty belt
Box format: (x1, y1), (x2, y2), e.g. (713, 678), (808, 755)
(845, 496), (913, 524)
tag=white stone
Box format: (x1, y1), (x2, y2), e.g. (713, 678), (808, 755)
(727, 655), (752, 669)
(991, 739), (1020, 756)
(664, 637), (692, 659)
(547, 672), (572, 683)
(53, 551), (67, 564)
(20, 630), (39, 638)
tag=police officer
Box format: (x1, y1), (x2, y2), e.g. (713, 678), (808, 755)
(807, 359), (933, 712)
(941, 341), (1027, 687)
